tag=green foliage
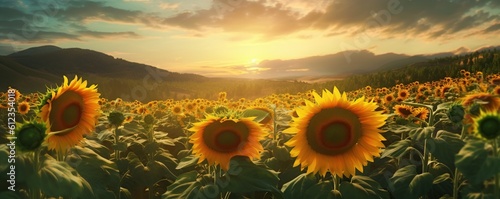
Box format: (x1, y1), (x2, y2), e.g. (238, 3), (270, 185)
(455, 140), (500, 184)
(162, 171), (202, 199)
(390, 165), (434, 199)
(241, 109), (270, 123)
(34, 154), (94, 198)
(221, 156), (283, 198)
(66, 146), (120, 198)
(381, 139), (412, 159)
(339, 176), (390, 199)
(282, 174), (338, 199)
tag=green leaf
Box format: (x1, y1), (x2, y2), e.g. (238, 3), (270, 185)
(408, 127), (434, 142)
(146, 160), (171, 186)
(83, 139), (111, 159)
(67, 146), (120, 199)
(381, 139), (412, 158)
(114, 142), (128, 152)
(221, 156), (283, 198)
(281, 173), (317, 198)
(154, 131), (176, 146)
(197, 184), (220, 199)
(177, 149), (191, 160)
(409, 172), (433, 197)
(120, 187), (133, 199)
(242, 109), (269, 123)
(460, 182), (496, 199)
(390, 165), (418, 199)
(429, 130), (464, 168)
(264, 157), (281, 171)
(34, 154), (94, 198)
(122, 121), (145, 135)
(304, 181), (338, 199)
(433, 173), (451, 184)
(0, 145), (10, 172)
(154, 151), (179, 179)
(340, 176), (390, 199)
(384, 124), (418, 134)
(144, 141), (159, 155)
(0, 191), (21, 199)
(273, 146), (291, 162)
(455, 140), (500, 184)
(176, 154), (199, 170)
(162, 171), (203, 199)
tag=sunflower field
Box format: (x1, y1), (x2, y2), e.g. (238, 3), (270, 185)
(1, 70), (500, 199)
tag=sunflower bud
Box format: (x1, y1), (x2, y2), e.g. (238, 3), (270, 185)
(474, 112), (500, 140)
(447, 104), (465, 123)
(144, 114), (155, 125)
(108, 111), (125, 127)
(16, 122), (46, 151)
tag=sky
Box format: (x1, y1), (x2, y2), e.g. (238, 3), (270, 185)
(1, 0), (500, 78)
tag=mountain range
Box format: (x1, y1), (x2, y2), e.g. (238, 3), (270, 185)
(1, 45), (498, 101)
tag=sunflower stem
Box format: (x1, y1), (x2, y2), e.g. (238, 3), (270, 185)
(56, 149), (65, 162)
(31, 148), (41, 199)
(114, 126), (120, 160)
(422, 138), (429, 173)
(493, 138), (499, 199)
(333, 174), (340, 192)
(453, 124), (468, 199)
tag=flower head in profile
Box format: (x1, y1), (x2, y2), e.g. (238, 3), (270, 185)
(39, 76), (100, 153)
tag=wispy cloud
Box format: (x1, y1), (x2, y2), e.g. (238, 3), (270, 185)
(2, 0), (499, 43)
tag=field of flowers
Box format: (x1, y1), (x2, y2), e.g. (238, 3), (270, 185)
(1, 70), (500, 199)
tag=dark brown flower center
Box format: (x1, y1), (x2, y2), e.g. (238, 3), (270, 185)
(49, 91), (84, 133)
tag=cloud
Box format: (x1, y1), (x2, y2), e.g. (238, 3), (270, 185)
(159, 2), (179, 10)
(1, 0), (499, 43)
(156, 0), (500, 40)
(78, 30), (140, 38)
(482, 23), (500, 33)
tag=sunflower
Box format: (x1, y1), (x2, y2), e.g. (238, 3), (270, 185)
(284, 87), (388, 177)
(189, 115), (266, 170)
(398, 89), (410, 100)
(384, 93), (395, 104)
(171, 104), (183, 115)
(39, 76), (100, 153)
(18, 101), (30, 115)
(394, 104), (414, 118)
(412, 107), (429, 121)
(185, 102), (196, 113)
(415, 93), (427, 103)
(473, 110), (500, 140)
(124, 115), (134, 123)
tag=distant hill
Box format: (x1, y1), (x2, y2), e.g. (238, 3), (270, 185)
(376, 55), (430, 71)
(254, 50), (411, 79)
(3, 45), (499, 101)
(8, 45), (62, 57)
(318, 47), (500, 92)
(2, 46), (208, 101)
